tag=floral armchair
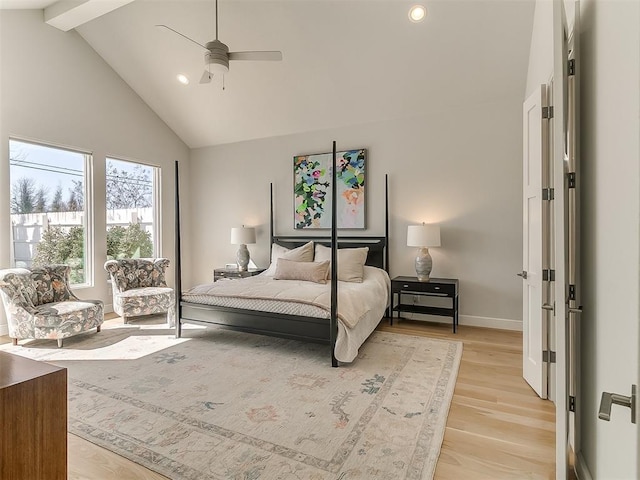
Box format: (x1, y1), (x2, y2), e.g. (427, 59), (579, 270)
(0, 264), (104, 347)
(104, 258), (175, 327)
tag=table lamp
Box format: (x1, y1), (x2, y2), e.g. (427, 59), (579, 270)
(407, 223), (441, 281)
(231, 226), (256, 271)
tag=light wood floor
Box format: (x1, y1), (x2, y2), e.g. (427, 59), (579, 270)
(1, 317), (555, 479)
(378, 319), (556, 480)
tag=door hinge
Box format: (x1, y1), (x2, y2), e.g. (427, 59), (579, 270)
(569, 284), (577, 301)
(543, 350), (557, 364)
(542, 106), (554, 119)
(567, 172), (576, 188)
(543, 269), (556, 281)
(542, 188), (555, 201)
(568, 59), (576, 76)
(569, 395), (576, 412)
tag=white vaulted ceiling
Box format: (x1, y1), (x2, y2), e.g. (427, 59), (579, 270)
(3, 0), (535, 148)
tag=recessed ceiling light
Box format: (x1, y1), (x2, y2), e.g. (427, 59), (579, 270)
(408, 5), (427, 23)
(176, 74), (189, 85)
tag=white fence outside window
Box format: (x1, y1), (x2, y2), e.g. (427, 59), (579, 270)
(11, 208), (154, 268)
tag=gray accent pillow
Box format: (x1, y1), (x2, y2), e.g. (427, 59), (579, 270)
(274, 259), (330, 284)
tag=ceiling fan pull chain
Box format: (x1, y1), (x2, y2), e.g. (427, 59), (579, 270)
(223, 75), (225, 91)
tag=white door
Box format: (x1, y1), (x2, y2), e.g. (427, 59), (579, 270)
(574, 0), (639, 478)
(522, 85), (547, 399)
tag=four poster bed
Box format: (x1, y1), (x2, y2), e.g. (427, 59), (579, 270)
(173, 143), (390, 366)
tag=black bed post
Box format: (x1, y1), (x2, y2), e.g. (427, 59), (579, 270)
(385, 174), (389, 275)
(385, 173), (391, 318)
(330, 141), (338, 367)
(174, 161), (183, 338)
(269, 182), (274, 260)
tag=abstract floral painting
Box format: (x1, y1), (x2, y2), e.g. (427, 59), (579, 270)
(294, 149), (366, 229)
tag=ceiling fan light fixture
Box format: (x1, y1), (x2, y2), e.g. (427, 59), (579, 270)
(206, 58), (229, 74)
(205, 40), (230, 74)
(176, 74), (190, 85)
(408, 5), (427, 23)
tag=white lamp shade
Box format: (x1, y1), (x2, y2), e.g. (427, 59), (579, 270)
(230, 227), (256, 245)
(407, 224), (441, 247)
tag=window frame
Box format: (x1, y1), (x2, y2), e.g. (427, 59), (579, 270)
(8, 137), (94, 288)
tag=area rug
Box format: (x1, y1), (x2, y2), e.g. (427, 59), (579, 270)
(2, 322), (462, 479)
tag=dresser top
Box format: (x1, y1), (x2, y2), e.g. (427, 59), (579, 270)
(0, 351), (65, 389)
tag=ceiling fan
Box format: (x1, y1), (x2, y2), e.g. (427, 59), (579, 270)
(157, 0), (282, 85)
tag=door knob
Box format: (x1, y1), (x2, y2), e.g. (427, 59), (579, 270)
(598, 385), (637, 424)
(517, 271), (528, 279)
(542, 303), (554, 312)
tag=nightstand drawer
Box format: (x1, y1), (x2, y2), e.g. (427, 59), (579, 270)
(392, 281), (456, 296)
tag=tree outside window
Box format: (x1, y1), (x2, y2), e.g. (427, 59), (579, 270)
(106, 158), (157, 260)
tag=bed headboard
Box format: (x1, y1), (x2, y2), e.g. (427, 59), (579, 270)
(271, 236), (387, 271)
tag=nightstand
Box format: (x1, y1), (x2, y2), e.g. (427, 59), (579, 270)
(213, 268), (265, 282)
(391, 276), (459, 333)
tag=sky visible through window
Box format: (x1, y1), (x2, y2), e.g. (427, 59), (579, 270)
(9, 140), (151, 210)
(9, 140), (84, 207)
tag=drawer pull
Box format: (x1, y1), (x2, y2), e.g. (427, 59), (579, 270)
(434, 286), (440, 290)
(403, 284), (409, 288)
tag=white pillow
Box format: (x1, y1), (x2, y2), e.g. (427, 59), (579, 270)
(314, 244), (369, 283)
(262, 241), (314, 276)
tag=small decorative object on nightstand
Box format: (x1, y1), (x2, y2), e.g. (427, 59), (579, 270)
(214, 268), (265, 282)
(230, 226), (256, 271)
(391, 276), (459, 333)
(407, 223), (441, 281)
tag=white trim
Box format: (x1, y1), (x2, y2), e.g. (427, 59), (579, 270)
(575, 452), (593, 480)
(407, 313), (522, 331)
(459, 314), (522, 331)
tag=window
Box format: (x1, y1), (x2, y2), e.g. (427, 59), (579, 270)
(106, 158), (159, 260)
(9, 139), (91, 285)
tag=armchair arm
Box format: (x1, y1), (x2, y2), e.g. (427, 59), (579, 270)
(0, 272), (38, 316)
(104, 260), (127, 293)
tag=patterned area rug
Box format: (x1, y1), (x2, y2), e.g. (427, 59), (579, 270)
(2, 321), (462, 479)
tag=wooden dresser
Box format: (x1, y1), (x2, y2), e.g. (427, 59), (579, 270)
(0, 351), (67, 479)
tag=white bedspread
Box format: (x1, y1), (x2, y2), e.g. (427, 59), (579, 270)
(183, 266), (390, 362)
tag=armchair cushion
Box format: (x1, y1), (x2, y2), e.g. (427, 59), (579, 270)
(31, 265), (74, 305)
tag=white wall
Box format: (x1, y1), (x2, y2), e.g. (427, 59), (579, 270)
(187, 98), (524, 329)
(525, 0), (554, 97)
(0, 10), (190, 334)
(578, 0), (639, 478)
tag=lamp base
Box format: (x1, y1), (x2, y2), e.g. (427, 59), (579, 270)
(415, 247), (433, 282)
(237, 244), (250, 272)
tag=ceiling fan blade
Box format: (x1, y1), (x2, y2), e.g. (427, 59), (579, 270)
(156, 24), (207, 51)
(200, 70), (212, 84)
(228, 51), (283, 61)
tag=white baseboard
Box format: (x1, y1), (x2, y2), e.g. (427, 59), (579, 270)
(576, 452), (593, 480)
(105, 303), (114, 314)
(459, 314), (522, 331)
(404, 313), (522, 331)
